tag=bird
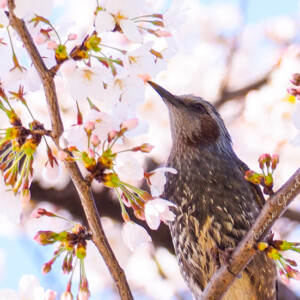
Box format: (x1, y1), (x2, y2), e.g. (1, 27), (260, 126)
(148, 81), (277, 300)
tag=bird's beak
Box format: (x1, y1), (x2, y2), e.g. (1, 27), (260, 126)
(148, 81), (182, 107)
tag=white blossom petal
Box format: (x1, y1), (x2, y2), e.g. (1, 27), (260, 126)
(95, 10), (116, 33)
(105, 0), (123, 15)
(14, 0), (53, 19)
(18, 275), (41, 299)
(145, 203), (160, 230)
(42, 160), (63, 184)
(121, 0), (145, 18)
(149, 167), (177, 197)
(88, 110), (120, 143)
(122, 221), (151, 251)
(145, 198), (176, 230)
(120, 19), (142, 43)
(115, 153), (144, 181)
(60, 125), (88, 151)
(1, 68), (24, 90)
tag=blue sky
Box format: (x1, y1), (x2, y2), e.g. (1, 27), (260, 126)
(200, 0), (299, 23)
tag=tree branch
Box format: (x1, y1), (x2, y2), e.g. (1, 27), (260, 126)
(201, 167), (300, 300)
(7, 2), (133, 299)
(282, 208), (300, 223)
(214, 72), (272, 109)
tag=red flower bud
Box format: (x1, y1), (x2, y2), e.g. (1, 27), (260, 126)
(258, 153), (271, 169)
(271, 154), (279, 170)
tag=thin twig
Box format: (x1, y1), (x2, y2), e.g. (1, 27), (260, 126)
(201, 168), (300, 300)
(7, 1), (133, 299)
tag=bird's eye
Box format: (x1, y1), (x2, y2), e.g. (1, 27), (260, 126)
(193, 103), (207, 114)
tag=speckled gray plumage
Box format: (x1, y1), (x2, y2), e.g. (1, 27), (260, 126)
(149, 82), (277, 300)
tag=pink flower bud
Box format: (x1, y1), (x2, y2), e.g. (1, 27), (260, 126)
(292, 73), (300, 83)
(279, 269), (290, 285)
(84, 121), (95, 133)
(258, 153), (271, 169)
(287, 87), (300, 97)
(122, 209), (130, 222)
(45, 289), (57, 300)
(58, 150), (74, 162)
(78, 288), (90, 300)
(47, 40), (58, 50)
(61, 291), (73, 300)
(140, 143), (154, 153)
(42, 262), (52, 275)
(91, 134), (100, 147)
(108, 130), (118, 142)
(286, 258), (297, 267)
(271, 154), (279, 170)
(291, 269), (300, 280)
(68, 33), (77, 41)
(33, 33), (47, 45)
(87, 148), (95, 158)
(31, 208), (56, 218)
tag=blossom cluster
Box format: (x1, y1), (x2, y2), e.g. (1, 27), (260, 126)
(0, 0), (182, 221)
(258, 238), (300, 284)
(33, 208), (92, 300)
(245, 153), (279, 195)
(0, 0), (183, 298)
(60, 107), (178, 251)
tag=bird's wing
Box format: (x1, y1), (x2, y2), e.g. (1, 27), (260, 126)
(236, 159), (265, 209)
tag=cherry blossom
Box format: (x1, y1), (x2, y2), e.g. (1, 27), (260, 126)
(114, 153), (144, 182)
(162, 0), (187, 31)
(122, 221), (152, 251)
(1, 68), (24, 90)
(78, 288), (90, 300)
(147, 167), (177, 197)
(60, 124), (89, 151)
(44, 289), (57, 300)
(60, 60), (110, 103)
(94, 0), (145, 43)
(60, 291), (73, 300)
(144, 198), (176, 230)
(124, 42), (162, 77)
(105, 75), (145, 120)
(14, 0), (53, 19)
(88, 110), (120, 143)
(0, 274), (56, 300)
(61, 110), (120, 151)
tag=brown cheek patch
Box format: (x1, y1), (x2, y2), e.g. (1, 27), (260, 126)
(201, 116), (220, 143)
(187, 115), (220, 145)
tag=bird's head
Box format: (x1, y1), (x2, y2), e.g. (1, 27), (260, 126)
(148, 81), (232, 152)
